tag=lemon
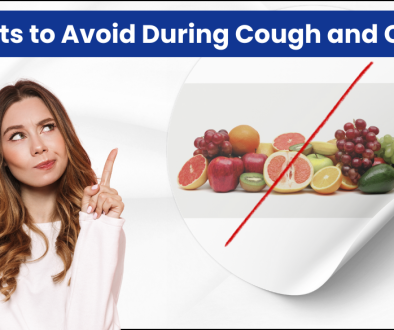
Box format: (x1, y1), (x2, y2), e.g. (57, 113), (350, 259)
(256, 143), (275, 157)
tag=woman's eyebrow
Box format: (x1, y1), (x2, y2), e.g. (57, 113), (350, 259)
(37, 118), (55, 126)
(2, 118), (55, 136)
(3, 125), (24, 136)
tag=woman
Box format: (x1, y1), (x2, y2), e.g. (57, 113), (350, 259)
(0, 80), (126, 330)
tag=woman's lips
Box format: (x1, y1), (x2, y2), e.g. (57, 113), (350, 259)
(34, 160), (56, 170)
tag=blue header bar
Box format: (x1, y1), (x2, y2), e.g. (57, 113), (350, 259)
(0, 11), (394, 57)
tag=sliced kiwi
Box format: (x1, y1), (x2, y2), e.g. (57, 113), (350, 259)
(240, 173), (266, 192)
(289, 143), (313, 155)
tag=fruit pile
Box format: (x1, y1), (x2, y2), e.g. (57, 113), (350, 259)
(178, 121), (394, 195)
(334, 119), (380, 184)
(193, 129), (232, 160)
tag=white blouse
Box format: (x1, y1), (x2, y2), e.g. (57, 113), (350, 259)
(0, 212), (126, 330)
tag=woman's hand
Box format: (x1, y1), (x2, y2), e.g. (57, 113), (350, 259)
(81, 149), (124, 219)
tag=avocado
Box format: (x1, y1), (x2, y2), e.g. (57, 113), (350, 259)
(240, 173), (266, 192)
(289, 143), (313, 156)
(359, 164), (394, 194)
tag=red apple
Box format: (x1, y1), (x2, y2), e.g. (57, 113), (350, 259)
(208, 156), (244, 192)
(242, 153), (268, 175)
(231, 156), (244, 189)
(372, 157), (386, 167)
(231, 156), (244, 176)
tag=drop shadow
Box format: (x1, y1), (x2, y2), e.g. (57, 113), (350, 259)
(274, 216), (394, 308)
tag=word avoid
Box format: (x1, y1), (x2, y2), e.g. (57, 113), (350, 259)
(62, 24), (135, 44)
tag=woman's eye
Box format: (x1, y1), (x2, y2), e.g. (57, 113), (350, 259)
(10, 133), (25, 141)
(42, 124), (55, 133)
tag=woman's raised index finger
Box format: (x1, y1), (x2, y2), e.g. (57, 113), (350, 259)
(100, 148), (118, 187)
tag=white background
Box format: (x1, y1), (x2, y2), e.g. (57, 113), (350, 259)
(1, 1), (393, 328)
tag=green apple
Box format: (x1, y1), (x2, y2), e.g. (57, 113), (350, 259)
(307, 154), (333, 174)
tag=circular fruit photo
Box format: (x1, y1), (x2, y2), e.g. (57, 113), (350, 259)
(167, 58), (394, 294)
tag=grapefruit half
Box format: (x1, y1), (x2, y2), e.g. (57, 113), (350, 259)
(272, 132), (306, 151)
(177, 154), (208, 190)
(263, 151), (313, 193)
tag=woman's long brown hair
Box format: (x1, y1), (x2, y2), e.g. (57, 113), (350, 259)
(0, 80), (97, 301)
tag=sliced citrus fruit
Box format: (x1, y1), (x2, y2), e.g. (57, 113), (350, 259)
(177, 154), (208, 190)
(272, 132), (305, 151)
(340, 175), (358, 190)
(311, 166), (342, 194)
(263, 151), (313, 193)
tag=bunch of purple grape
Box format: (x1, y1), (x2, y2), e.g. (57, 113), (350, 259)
(335, 119), (381, 183)
(193, 129), (232, 159)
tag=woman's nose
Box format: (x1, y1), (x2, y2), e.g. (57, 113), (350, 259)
(30, 135), (48, 156)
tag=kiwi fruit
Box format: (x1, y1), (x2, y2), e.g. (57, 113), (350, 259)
(240, 173), (266, 192)
(289, 143), (313, 155)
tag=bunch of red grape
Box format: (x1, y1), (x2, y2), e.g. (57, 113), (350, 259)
(193, 129), (232, 159)
(335, 119), (381, 183)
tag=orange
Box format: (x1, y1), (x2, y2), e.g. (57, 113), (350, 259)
(229, 125), (260, 156)
(311, 166), (342, 194)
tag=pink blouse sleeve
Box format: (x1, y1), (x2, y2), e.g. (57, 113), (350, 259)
(65, 212), (126, 330)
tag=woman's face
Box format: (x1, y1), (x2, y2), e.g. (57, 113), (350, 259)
(1, 97), (68, 188)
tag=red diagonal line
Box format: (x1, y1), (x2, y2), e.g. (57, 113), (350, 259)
(225, 61), (373, 247)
